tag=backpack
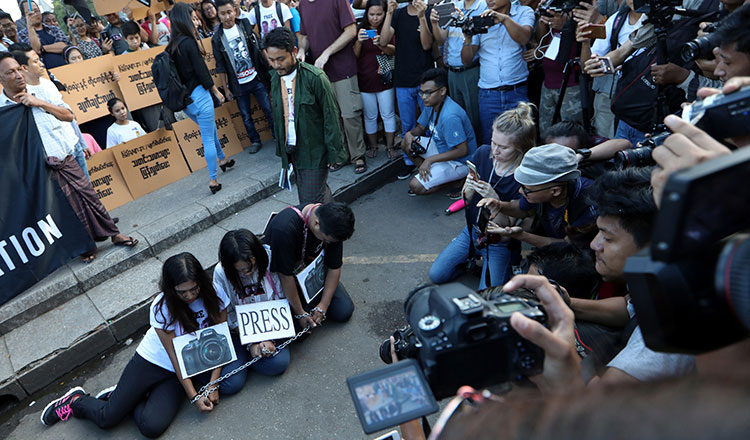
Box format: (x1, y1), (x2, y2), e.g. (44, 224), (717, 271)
(254, 1), (284, 35)
(151, 36), (192, 112)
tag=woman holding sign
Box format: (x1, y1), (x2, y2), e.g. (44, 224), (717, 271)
(39, 253), (235, 437)
(213, 229), (291, 394)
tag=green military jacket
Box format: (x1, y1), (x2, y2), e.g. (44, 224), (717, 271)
(270, 62), (348, 170)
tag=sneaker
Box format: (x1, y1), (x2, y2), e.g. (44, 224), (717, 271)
(95, 385), (117, 401)
(407, 189), (417, 197)
(40, 386), (85, 426)
(397, 165), (416, 180)
(248, 142), (262, 154)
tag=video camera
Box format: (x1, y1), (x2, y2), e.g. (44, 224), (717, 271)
(442, 14), (496, 35)
(615, 86), (750, 169)
(378, 283), (546, 400)
(624, 141), (750, 354)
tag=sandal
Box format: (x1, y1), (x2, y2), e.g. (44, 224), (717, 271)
(112, 236), (139, 247)
(386, 147), (399, 160)
(81, 249), (96, 264)
(354, 159), (367, 174)
(329, 162), (346, 172)
(366, 147), (378, 159)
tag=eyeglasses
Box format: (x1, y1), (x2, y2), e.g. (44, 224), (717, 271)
(175, 284), (200, 297)
(417, 87), (442, 98)
(520, 184), (561, 197)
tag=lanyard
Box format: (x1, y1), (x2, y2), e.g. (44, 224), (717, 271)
(289, 204), (321, 266)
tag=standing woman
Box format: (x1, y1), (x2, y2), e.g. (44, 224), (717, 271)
(354, 0), (398, 162)
(212, 229), (291, 394)
(168, 2), (233, 194)
(70, 15), (112, 58)
(39, 253), (233, 438)
(201, 0), (221, 35)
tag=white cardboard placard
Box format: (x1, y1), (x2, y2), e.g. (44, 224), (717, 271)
(172, 322), (236, 379)
(235, 299), (296, 345)
(296, 250), (327, 304)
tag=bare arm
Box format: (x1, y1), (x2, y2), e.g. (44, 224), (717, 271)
(415, 0), (433, 51)
(569, 296), (630, 327)
(430, 9), (448, 46)
(379, 0), (397, 49)
(513, 231), (564, 247)
(460, 33), (479, 65)
(297, 33), (309, 61)
(147, 12), (158, 45)
(587, 138), (632, 161)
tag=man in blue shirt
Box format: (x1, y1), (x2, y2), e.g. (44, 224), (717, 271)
(17, 1), (69, 69)
(479, 143), (597, 248)
(460, 0), (534, 145)
(429, 0), (486, 144)
(401, 68), (478, 196)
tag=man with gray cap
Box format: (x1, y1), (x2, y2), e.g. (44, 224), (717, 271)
(479, 143), (597, 248)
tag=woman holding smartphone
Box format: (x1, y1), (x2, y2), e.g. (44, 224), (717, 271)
(429, 102), (536, 289)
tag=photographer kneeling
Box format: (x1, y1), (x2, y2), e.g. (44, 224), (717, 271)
(401, 68), (478, 196)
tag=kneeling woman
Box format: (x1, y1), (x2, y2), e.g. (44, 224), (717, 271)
(429, 103), (536, 289)
(212, 229), (290, 394)
(40, 253), (232, 438)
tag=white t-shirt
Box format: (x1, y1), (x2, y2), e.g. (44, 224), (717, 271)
(591, 11), (645, 57)
(147, 21), (170, 46)
(136, 288), (231, 372)
(106, 120), (146, 147)
(213, 245), (285, 330)
(248, 2), (292, 39)
(607, 302), (696, 381)
(281, 69), (297, 146)
(224, 24), (257, 84)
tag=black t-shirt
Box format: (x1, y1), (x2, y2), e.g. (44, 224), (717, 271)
(264, 205), (344, 276)
(466, 145), (521, 227)
(392, 7), (434, 88)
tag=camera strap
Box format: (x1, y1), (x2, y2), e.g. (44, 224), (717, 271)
(289, 203), (322, 267)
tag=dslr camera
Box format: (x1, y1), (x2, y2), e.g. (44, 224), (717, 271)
(537, 0), (581, 17)
(443, 14), (496, 35)
(378, 283), (546, 399)
(409, 139), (427, 158)
(182, 328), (233, 376)
(615, 86), (750, 169)
(681, 20), (721, 62)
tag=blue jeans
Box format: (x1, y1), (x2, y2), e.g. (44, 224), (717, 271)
(429, 226), (512, 289)
(71, 120), (90, 179)
(478, 86), (528, 148)
(218, 331), (291, 395)
(395, 86), (424, 166)
(236, 78), (274, 144)
(183, 85), (225, 180)
(615, 120), (647, 147)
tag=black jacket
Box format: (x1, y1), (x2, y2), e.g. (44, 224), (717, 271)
(173, 36), (215, 95)
(211, 18), (270, 96)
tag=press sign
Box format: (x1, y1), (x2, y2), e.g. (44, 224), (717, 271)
(235, 300), (295, 345)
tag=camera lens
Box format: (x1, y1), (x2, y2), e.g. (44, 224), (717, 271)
(715, 236), (750, 331)
(614, 146), (655, 169)
(200, 340), (225, 363)
(379, 338), (395, 364)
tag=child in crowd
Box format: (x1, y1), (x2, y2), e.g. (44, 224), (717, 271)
(123, 20), (150, 52)
(106, 98), (146, 148)
(63, 45), (83, 64)
(40, 253), (235, 437)
(212, 229), (290, 393)
(430, 102), (536, 289)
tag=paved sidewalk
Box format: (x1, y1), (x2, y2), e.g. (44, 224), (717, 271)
(0, 140), (402, 406)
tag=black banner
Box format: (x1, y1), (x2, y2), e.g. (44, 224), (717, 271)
(0, 105), (94, 305)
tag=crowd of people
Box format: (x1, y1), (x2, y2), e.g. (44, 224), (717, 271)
(2, 0), (750, 437)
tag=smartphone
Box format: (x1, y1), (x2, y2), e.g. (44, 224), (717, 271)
(365, 29), (377, 38)
(477, 207), (490, 233)
(600, 56), (614, 74)
(100, 30), (111, 41)
(466, 160), (478, 180)
(584, 23), (606, 39)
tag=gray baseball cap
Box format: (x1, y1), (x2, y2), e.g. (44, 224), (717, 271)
(513, 143), (581, 186)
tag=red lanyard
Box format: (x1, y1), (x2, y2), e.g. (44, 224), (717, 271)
(289, 204), (321, 266)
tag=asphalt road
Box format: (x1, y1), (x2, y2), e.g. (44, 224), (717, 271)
(4, 178), (474, 440)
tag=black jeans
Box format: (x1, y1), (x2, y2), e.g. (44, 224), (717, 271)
(302, 282), (355, 322)
(71, 353), (183, 438)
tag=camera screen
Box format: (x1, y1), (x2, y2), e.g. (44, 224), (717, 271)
(348, 361), (439, 434)
(496, 302), (527, 313)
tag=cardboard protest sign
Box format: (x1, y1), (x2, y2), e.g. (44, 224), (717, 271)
(49, 54), (124, 124)
(94, 0), (168, 16)
(110, 128), (191, 198)
(235, 300), (295, 345)
(85, 149), (134, 211)
(223, 101), (251, 148)
(200, 37), (222, 85)
(115, 45), (165, 111)
(223, 99), (273, 147)
(172, 323), (236, 378)
(173, 106), (244, 172)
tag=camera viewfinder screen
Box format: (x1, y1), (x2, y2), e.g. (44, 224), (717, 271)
(351, 364), (437, 433)
(496, 302), (527, 313)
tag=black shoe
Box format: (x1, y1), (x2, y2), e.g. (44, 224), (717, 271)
(407, 189), (417, 197)
(40, 386), (85, 426)
(209, 184), (222, 194)
(248, 142), (262, 154)
(112, 217), (119, 224)
(219, 159), (235, 172)
(397, 165), (416, 180)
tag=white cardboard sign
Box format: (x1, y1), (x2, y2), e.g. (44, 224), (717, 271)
(235, 299), (296, 345)
(172, 322), (237, 379)
(296, 250), (327, 304)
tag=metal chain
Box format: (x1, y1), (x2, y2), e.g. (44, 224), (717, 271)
(190, 321), (320, 405)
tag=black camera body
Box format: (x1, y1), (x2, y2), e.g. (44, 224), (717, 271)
(444, 14), (495, 35)
(680, 21), (721, 62)
(409, 140), (427, 158)
(182, 328), (232, 376)
(380, 284), (546, 400)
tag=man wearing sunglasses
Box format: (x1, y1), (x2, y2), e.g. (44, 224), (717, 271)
(480, 143), (596, 248)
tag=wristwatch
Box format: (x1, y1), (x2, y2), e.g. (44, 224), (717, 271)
(576, 148), (592, 162)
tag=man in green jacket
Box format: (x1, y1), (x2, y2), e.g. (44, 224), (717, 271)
(263, 27), (348, 204)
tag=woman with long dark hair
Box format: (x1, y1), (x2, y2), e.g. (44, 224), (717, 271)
(201, 0), (221, 35)
(39, 253), (233, 438)
(168, 2), (234, 194)
(212, 229), (290, 393)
